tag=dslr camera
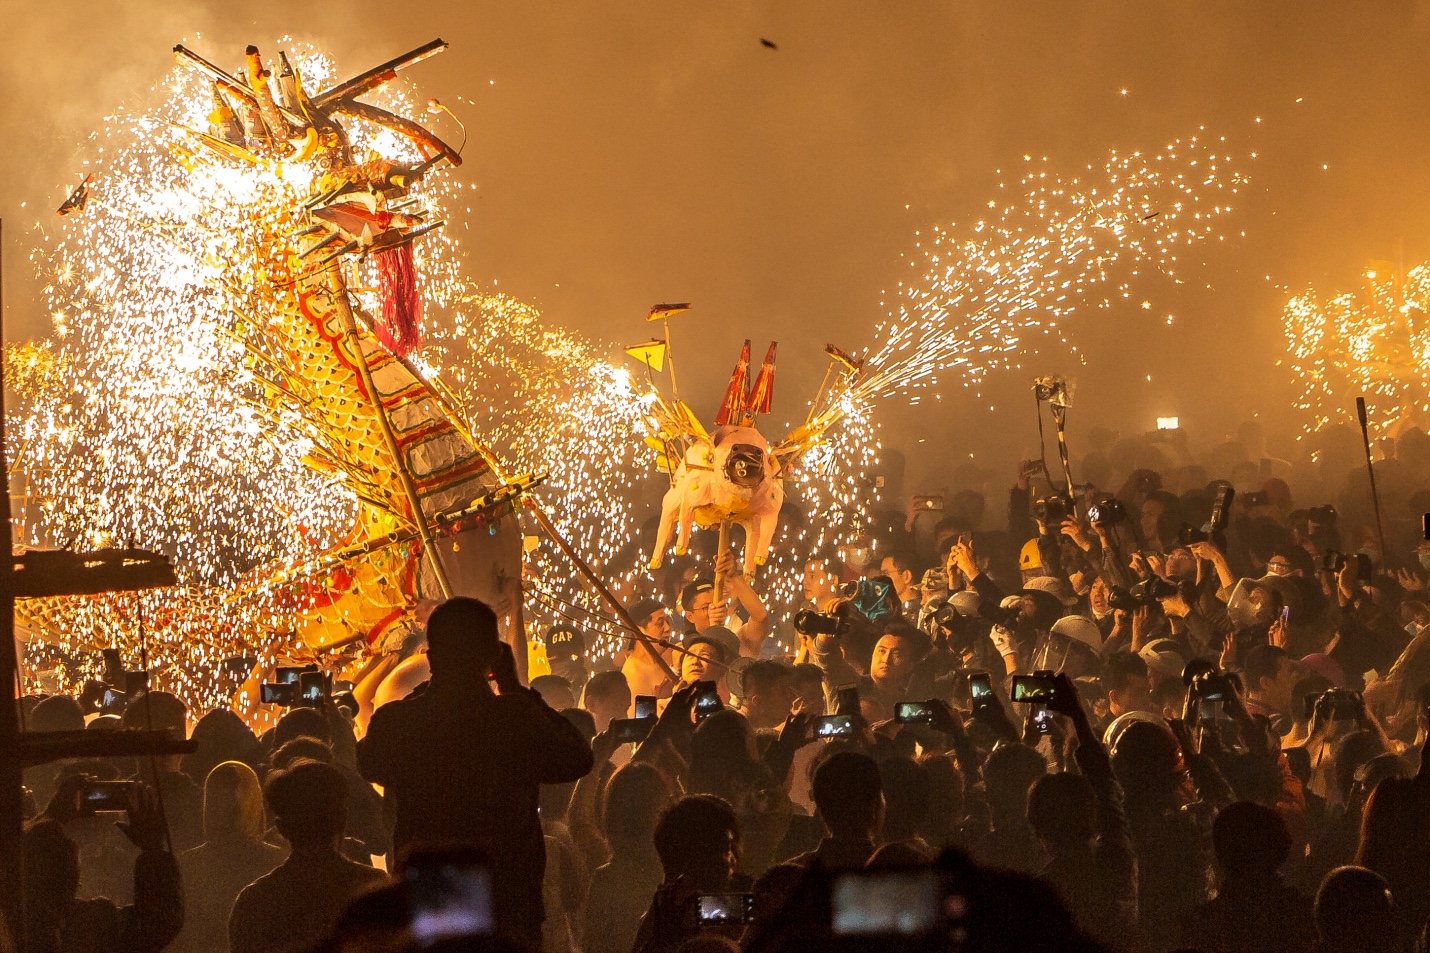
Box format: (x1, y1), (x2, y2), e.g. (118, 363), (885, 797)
(1107, 576), (1178, 611)
(1308, 504), (1339, 526)
(1323, 550), (1373, 577)
(1305, 687), (1363, 722)
(1087, 497), (1127, 526)
(794, 607), (851, 637)
(1189, 669), (1236, 702)
(1032, 494), (1073, 525)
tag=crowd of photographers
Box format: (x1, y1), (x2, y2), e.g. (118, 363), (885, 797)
(17, 421), (1430, 953)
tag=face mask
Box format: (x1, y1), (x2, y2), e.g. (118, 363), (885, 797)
(1419, 552), (1430, 571)
(1407, 621), (1422, 638)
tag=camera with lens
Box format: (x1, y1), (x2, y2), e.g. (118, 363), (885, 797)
(1033, 494), (1073, 526)
(1190, 669), (1236, 701)
(1087, 497), (1127, 526)
(978, 600), (1022, 630)
(1308, 504), (1339, 526)
(794, 608), (849, 637)
(931, 601), (963, 634)
(1107, 576), (1178, 611)
(1179, 523), (1210, 546)
(1322, 550), (1373, 577)
(1313, 687), (1363, 721)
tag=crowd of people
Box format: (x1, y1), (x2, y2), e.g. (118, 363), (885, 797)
(16, 420), (1430, 953)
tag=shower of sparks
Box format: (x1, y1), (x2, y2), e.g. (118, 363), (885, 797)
(841, 132), (1249, 413)
(11, 41), (1249, 701)
(1281, 264), (1430, 439)
(11, 43), (654, 704)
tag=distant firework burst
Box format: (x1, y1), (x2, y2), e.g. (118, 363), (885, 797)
(1281, 265), (1430, 439)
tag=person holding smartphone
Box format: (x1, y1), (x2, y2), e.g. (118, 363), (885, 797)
(358, 597), (595, 949)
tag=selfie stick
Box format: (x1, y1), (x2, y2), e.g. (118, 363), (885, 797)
(1355, 397), (1389, 571)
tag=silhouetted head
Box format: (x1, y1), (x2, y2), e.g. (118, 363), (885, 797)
(1111, 720), (1186, 806)
(581, 670), (632, 732)
(1315, 866), (1395, 953)
(877, 757), (932, 843)
(812, 751), (884, 840)
(202, 760), (267, 842)
(427, 597), (501, 678)
(530, 674), (575, 711)
(982, 743), (1047, 824)
(22, 818), (80, 909)
(653, 794), (741, 890)
(1213, 801), (1290, 878)
(602, 762), (672, 850)
(30, 695), (84, 733)
(1027, 771), (1097, 850)
(265, 759), (348, 852)
(273, 706), (332, 748)
(184, 707), (261, 783)
(121, 690), (188, 737)
(269, 736), (334, 772)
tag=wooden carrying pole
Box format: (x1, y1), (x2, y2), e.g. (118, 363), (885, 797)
(325, 265), (453, 599)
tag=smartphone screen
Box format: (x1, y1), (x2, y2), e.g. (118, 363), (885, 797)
(831, 870), (940, 936)
(80, 781), (133, 814)
(275, 666), (310, 685)
(969, 673), (993, 701)
(609, 717), (656, 745)
(634, 695), (658, 720)
(407, 862), (493, 945)
(1011, 674), (1055, 704)
(299, 672), (326, 705)
(814, 714), (856, 739)
(694, 681), (722, 718)
(261, 683), (295, 706)
(894, 702), (934, 725)
(696, 893), (755, 925)
(1032, 706), (1053, 735)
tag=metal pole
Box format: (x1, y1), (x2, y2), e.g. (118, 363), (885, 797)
(0, 217), (23, 945)
(1356, 397), (1390, 570)
(325, 264), (453, 599)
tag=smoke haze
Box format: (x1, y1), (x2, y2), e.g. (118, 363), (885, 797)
(3, 0), (1429, 494)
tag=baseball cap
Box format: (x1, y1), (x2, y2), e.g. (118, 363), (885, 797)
(543, 625), (585, 660)
(681, 578), (715, 612)
(1019, 539), (1043, 572)
(628, 598), (665, 628)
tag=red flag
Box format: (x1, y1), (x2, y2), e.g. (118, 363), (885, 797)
(713, 340), (751, 426)
(745, 342), (777, 416)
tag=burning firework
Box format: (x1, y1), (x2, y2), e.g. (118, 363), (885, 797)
(1281, 264), (1430, 439)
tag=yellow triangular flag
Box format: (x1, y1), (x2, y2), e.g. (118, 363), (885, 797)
(624, 339), (667, 371)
